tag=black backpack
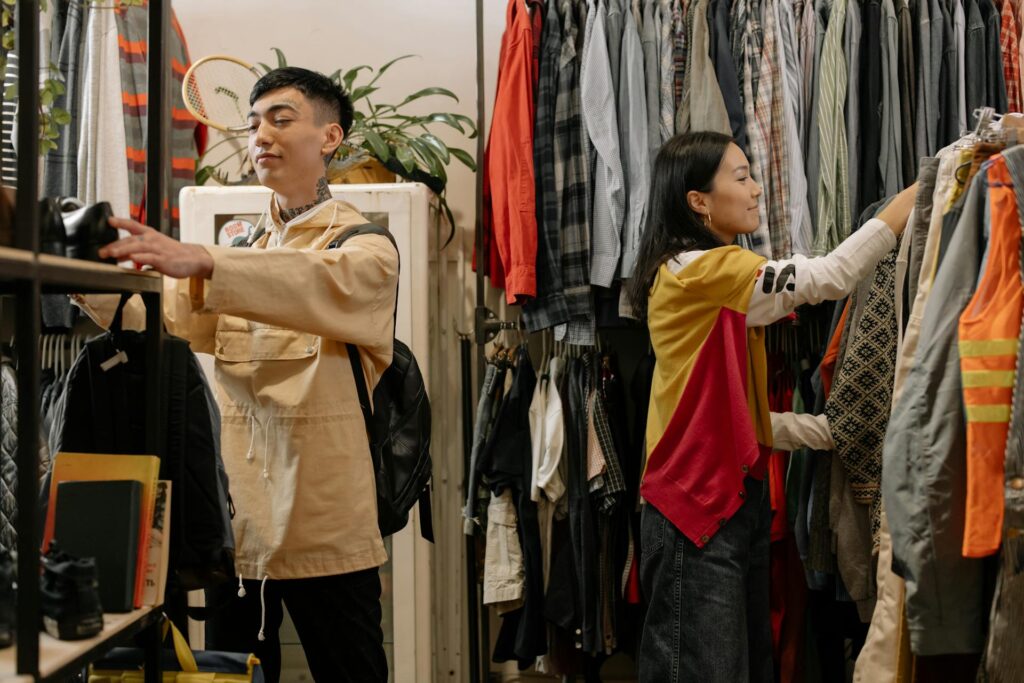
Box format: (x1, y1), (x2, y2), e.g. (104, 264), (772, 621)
(53, 295), (236, 590)
(328, 225), (434, 541)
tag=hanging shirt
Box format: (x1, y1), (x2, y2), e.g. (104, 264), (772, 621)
(77, 5), (131, 219)
(484, 0), (540, 304)
(814, 0), (851, 255)
(1000, 0), (1022, 112)
(617, 0), (650, 279)
(114, 5), (201, 237)
(582, 0), (627, 288)
(523, 0), (569, 333)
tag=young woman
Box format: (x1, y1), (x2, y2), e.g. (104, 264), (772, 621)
(627, 131), (916, 682)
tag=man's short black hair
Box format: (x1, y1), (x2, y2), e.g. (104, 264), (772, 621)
(250, 66), (354, 137)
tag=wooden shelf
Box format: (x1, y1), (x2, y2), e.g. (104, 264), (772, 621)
(0, 607), (161, 682)
(0, 246), (162, 293)
(0, 246), (35, 281)
(37, 254), (162, 294)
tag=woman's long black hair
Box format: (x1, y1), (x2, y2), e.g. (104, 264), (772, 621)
(627, 131), (734, 319)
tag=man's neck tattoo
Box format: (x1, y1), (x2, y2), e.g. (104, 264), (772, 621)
(279, 177), (332, 222)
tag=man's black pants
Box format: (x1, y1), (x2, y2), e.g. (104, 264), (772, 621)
(205, 568), (387, 683)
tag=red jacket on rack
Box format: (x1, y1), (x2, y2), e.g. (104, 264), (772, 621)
(480, 0), (539, 304)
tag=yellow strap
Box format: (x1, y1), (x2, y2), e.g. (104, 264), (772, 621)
(162, 617), (199, 673)
(965, 404), (1012, 422)
(959, 339), (1020, 357)
(962, 370), (1017, 388)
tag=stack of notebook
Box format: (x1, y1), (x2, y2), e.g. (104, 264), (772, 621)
(44, 453), (171, 612)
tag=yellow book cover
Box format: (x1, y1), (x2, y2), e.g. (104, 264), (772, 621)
(44, 452), (160, 609)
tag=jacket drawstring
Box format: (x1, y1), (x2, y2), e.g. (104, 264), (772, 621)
(262, 417), (273, 480)
(245, 414), (272, 480)
(257, 575), (269, 641)
(246, 414), (258, 462)
(237, 575), (247, 598)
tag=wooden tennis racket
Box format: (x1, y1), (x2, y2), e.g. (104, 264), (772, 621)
(182, 55), (263, 132)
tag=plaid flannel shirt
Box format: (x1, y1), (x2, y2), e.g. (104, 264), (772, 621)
(524, 0), (571, 332)
(673, 0), (687, 108)
(552, 0), (595, 344)
(743, 0), (773, 257)
(764, 0), (793, 259)
(1002, 0), (1022, 112)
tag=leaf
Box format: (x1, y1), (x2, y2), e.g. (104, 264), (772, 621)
(40, 89), (54, 107)
(439, 196), (457, 249)
(408, 138), (443, 178)
(349, 85), (379, 102)
(367, 54), (416, 86)
(2, 31), (13, 50)
(3, 83), (15, 101)
(257, 62), (273, 75)
(421, 112), (464, 134)
(342, 65), (372, 92)
(395, 143), (416, 174)
(47, 79), (65, 96)
(362, 128), (391, 162)
(52, 107), (71, 125)
(327, 68), (342, 85)
(419, 133), (450, 164)
(195, 165), (215, 186)
(448, 113), (478, 137)
(450, 147), (477, 170)
(399, 86), (459, 106)
(271, 47), (288, 68)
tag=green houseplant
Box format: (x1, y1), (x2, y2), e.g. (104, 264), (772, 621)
(196, 49), (478, 240)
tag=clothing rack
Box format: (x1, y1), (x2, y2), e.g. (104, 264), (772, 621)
(0, 0), (170, 680)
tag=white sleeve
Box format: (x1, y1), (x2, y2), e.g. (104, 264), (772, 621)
(746, 219), (897, 327)
(771, 412), (835, 451)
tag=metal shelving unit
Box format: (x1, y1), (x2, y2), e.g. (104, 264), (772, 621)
(0, 0), (172, 680)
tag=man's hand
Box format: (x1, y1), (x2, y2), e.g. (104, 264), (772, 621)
(99, 217), (215, 279)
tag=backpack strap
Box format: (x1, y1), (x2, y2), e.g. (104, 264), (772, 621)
(346, 342), (374, 445)
(418, 487), (434, 543)
(329, 223), (401, 425)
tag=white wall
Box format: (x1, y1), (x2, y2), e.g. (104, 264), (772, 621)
(172, 1), (506, 681)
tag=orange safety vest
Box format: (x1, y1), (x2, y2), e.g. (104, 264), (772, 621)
(958, 155), (1024, 558)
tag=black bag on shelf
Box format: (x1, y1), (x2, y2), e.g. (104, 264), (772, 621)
(48, 295), (235, 591)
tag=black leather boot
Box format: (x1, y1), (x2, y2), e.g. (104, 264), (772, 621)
(40, 543), (104, 640)
(38, 198), (67, 257)
(63, 201), (117, 263)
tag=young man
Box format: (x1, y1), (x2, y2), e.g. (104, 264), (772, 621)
(88, 67), (397, 683)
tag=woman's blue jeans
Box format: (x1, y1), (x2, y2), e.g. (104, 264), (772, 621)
(638, 476), (774, 682)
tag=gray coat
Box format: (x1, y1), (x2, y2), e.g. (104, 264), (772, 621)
(882, 169), (987, 656)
